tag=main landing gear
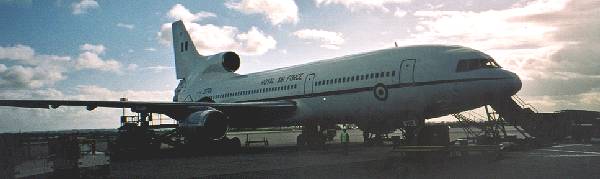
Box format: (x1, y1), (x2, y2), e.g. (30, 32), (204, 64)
(110, 112), (243, 159)
(184, 135), (242, 154)
(296, 120), (336, 148)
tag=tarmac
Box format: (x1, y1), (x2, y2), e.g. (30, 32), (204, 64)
(108, 129), (600, 179)
(9, 128), (600, 178)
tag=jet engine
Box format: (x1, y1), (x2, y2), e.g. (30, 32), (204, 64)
(205, 51), (240, 73)
(180, 108), (228, 139)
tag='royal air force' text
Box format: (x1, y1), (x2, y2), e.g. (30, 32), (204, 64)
(260, 73), (304, 85)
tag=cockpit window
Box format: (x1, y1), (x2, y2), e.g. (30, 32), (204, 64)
(456, 58), (500, 72)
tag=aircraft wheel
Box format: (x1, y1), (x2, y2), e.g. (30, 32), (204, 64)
(297, 134), (306, 146)
(229, 137), (241, 153)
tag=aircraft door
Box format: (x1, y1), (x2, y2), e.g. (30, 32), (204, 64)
(399, 59), (416, 84)
(304, 73), (316, 95)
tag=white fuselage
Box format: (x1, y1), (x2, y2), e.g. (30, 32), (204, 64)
(175, 45), (521, 129)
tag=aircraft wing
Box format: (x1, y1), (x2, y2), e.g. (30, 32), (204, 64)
(0, 100), (297, 120)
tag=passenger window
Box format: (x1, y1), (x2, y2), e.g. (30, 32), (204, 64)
(370, 73), (374, 78)
(392, 71), (396, 76)
(380, 72), (384, 77)
(351, 76), (355, 81)
(375, 73), (379, 78)
(386, 72), (390, 77)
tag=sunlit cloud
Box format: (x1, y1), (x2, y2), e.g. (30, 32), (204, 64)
(0, 45), (71, 89)
(167, 4), (216, 22)
(226, 0), (298, 25)
(116, 23), (135, 30)
(315, 0), (411, 12)
(394, 0), (572, 81)
(158, 4), (277, 55)
(293, 29), (345, 49)
(74, 44), (121, 73)
(71, 0), (99, 15)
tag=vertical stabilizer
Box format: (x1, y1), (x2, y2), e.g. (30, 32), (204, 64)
(172, 20), (207, 79)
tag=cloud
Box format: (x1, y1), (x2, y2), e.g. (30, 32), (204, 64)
(523, 88), (600, 112)
(144, 47), (157, 51)
(226, 0), (298, 25)
(158, 4), (277, 55)
(390, 0), (599, 112)
(0, 44), (35, 62)
(126, 64), (138, 71)
(236, 27), (277, 55)
(394, 0), (573, 81)
(116, 23), (135, 30)
(71, 0), (99, 15)
(139, 65), (175, 73)
(74, 52), (121, 72)
(517, 0), (600, 77)
(393, 8), (408, 17)
(167, 3), (216, 22)
(74, 44), (121, 72)
(79, 43), (105, 54)
(315, 0), (411, 12)
(0, 44), (71, 89)
(293, 29), (345, 49)
(0, 64), (67, 89)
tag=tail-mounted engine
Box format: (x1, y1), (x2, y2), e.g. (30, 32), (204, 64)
(180, 108), (228, 139)
(205, 51), (240, 73)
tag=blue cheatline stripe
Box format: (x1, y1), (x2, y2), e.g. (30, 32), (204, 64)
(236, 77), (509, 103)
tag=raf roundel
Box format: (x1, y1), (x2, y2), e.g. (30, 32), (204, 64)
(373, 83), (388, 101)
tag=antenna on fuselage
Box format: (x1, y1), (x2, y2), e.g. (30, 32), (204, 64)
(394, 42), (398, 47)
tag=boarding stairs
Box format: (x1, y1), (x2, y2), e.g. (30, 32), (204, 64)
(451, 112), (484, 139)
(489, 95), (539, 139)
(453, 95), (541, 144)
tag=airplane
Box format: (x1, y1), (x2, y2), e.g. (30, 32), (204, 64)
(0, 20), (521, 150)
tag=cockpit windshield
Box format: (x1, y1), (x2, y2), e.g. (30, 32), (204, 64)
(456, 58), (500, 72)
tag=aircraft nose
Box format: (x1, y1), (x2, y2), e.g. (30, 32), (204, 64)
(506, 71), (522, 96)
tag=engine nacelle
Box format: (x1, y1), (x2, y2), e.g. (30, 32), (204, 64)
(180, 109), (228, 139)
(205, 51), (240, 73)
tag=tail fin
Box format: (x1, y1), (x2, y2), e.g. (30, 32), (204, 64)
(172, 20), (207, 79)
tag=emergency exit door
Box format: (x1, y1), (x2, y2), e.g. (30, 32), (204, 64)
(304, 73), (316, 94)
(399, 59), (416, 84)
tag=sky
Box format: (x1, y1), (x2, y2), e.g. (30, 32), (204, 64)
(0, 0), (599, 132)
